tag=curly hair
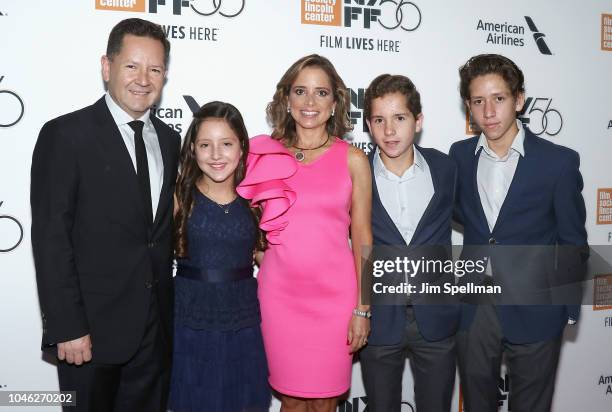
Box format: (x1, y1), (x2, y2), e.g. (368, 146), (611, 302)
(174, 101), (266, 258)
(266, 54), (352, 145)
(459, 54), (525, 101)
(364, 74), (422, 120)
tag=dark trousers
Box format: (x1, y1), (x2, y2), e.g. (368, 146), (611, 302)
(456, 304), (562, 412)
(58, 291), (171, 412)
(360, 306), (456, 412)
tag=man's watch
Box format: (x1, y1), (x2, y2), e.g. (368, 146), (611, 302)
(353, 308), (372, 319)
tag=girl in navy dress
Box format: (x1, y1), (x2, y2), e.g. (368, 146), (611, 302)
(168, 101), (270, 412)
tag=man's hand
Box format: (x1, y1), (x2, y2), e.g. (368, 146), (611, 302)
(57, 334), (92, 365)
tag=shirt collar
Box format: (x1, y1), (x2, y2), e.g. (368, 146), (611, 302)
(475, 119), (525, 159)
(374, 145), (426, 180)
(104, 92), (151, 128)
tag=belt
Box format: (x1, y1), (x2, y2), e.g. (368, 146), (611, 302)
(176, 265), (253, 283)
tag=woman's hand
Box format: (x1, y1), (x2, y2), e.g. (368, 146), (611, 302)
(347, 313), (370, 354)
(253, 250), (264, 266)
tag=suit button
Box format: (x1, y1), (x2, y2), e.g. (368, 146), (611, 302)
(489, 237), (497, 244)
(145, 280), (153, 289)
(148, 242), (155, 248)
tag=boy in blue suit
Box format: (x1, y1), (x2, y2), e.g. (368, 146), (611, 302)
(449, 54), (587, 411)
(359, 74), (459, 412)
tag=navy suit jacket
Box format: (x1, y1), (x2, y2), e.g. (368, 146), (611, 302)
(449, 127), (587, 344)
(368, 145), (460, 345)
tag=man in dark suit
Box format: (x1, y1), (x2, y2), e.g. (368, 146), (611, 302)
(359, 74), (460, 412)
(31, 18), (180, 411)
(449, 54), (587, 411)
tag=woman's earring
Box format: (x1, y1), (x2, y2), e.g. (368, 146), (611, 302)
(287, 105), (291, 113)
(331, 108), (335, 116)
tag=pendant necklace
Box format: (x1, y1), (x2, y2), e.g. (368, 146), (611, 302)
(200, 185), (234, 214)
(292, 134), (330, 162)
(215, 201), (232, 214)
(211, 197), (234, 214)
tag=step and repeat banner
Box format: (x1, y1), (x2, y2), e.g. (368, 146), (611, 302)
(1, 1), (612, 411)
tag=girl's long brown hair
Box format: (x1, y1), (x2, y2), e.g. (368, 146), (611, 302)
(174, 101), (266, 258)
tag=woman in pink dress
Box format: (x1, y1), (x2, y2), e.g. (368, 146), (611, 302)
(237, 54), (372, 411)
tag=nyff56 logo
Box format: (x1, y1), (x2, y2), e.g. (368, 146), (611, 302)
(348, 87), (367, 132)
(96, 0), (245, 17)
(459, 377), (510, 411)
(465, 97), (562, 137)
(302, 0), (421, 32)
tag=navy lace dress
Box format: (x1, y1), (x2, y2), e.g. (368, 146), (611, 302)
(168, 191), (270, 412)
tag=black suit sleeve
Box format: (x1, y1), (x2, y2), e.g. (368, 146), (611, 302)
(31, 119), (89, 345)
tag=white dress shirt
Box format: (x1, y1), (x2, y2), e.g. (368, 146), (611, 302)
(105, 93), (164, 219)
(476, 120), (525, 232)
(374, 146), (434, 245)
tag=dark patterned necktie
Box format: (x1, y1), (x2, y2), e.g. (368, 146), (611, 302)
(128, 120), (153, 225)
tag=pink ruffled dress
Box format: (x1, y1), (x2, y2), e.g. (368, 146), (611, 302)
(237, 135), (357, 398)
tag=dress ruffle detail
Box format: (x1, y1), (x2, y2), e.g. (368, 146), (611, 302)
(237, 134), (297, 245)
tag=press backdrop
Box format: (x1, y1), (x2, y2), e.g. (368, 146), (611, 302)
(1, 1), (611, 411)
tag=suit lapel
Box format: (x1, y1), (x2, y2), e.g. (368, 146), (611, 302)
(409, 147), (440, 246)
(491, 132), (535, 233)
(369, 149), (406, 245)
(471, 145), (491, 235)
(151, 116), (172, 232)
(92, 97), (149, 232)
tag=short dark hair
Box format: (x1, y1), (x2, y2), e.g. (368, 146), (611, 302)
(106, 18), (170, 66)
(459, 54), (524, 101)
(364, 74), (422, 120)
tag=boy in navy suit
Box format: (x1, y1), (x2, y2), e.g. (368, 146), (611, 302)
(359, 74), (459, 412)
(449, 54), (587, 411)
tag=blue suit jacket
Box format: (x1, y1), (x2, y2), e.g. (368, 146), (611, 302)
(449, 128), (587, 344)
(368, 145), (460, 345)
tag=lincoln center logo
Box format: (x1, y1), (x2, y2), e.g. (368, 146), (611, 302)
(302, 0), (422, 32)
(597, 189), (612, 225)
(593, 274), (612, 311)
(465, 111), (482, 135)
(95, 0), (146, 12)
(603, 14), (612, 51)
